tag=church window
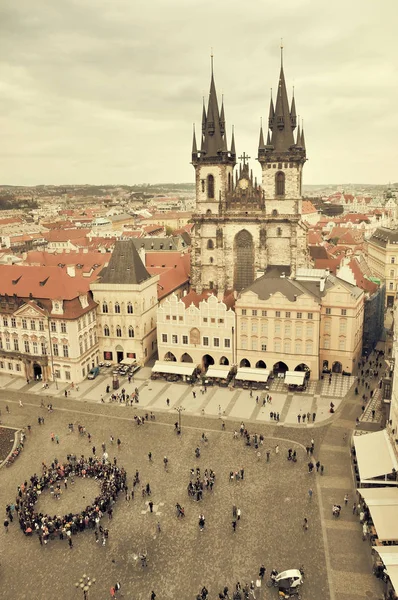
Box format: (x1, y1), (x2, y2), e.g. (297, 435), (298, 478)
(228, 173), (232, 191)
(128, 326), (134, 338)
(116, 326), (122, 337)
(207, 174), (215, 199)
(115, 302), (120, 314)
(275, 172), (285, 196)
(102, 302), (108, 313)
(289, 163), (293, 168)
(127, 302), (133, 314)
(272, 209), (278, 216)
(209, 257), (213, 264)
(272, 164), (276, 169)
(391, 257), (395, 264)
(209, 281), (214, 289)
(201, 179), (205, 193)
(284, 163), (288, 168)
(278, 163), (282, 169)
(104, 325), (110, 337)
(207, 239), (214, 250)
(277, 227), (282, 236)
(234, 230), (254, 292)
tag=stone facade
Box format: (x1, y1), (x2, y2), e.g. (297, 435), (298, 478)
(191, 61), (309, 294)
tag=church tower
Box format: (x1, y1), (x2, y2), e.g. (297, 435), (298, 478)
(191, 53), (309, 294)
(191, 58), (236, 215)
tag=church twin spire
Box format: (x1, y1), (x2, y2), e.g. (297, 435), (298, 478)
(192, 58), (236, 165)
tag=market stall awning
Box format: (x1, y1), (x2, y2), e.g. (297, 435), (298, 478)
(152, 361), (196, 376)
(205, 366), (231, 379)
(354, 429), (398, 481)
(284, 371), (306, 385)
(120, 357), (136, 366)
(373, 547), (398, 592)
(359, 489), (398, 541)
(235, 368), (270, 383)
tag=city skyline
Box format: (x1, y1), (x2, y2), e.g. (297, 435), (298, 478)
(1, 0), (397, 186)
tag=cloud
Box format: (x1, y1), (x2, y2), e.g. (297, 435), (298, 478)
(0, 0), (397, 184)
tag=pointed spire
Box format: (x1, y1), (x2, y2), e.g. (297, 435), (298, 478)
(301, 120), (306, 151)
(270, 47), (295, 151)
(230, 125), (236, 156)
(201, 97), (206, 134)
(258, 118), (265, 150)
(220, 95), (225, 135)
(296, 121), (301, 147)
(194, 58), (235, 165)
(192, 124), (198, 156)
(290, 88), (297, 129)
(266, 130), (271, 145)
(268, 90), (275, 129)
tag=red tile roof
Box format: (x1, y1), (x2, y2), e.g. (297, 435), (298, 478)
(181, 290), (235, 310)
(145, 252), (190, 299)
(346, 258), (378, 294)
(0, 264), (92, 300)
(313, 257), (343, 273)
(308, 231), (323, 245)
(44, 229), (91, 243)
(302, 200), (318, 214)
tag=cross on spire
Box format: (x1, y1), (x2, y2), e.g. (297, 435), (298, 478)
(238, 152), (250, 165)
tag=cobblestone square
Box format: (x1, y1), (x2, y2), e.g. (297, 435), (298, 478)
(0, 397), (330, 600)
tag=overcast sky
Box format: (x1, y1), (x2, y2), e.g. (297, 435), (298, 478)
(1, 0), (397, 186)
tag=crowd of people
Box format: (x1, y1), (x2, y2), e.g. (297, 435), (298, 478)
(13, 455), (127, 544)
(187, 467), (216, 501)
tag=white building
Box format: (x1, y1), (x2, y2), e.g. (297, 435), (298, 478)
(91, 239), (159, 365)
(157, 291), (235, 369)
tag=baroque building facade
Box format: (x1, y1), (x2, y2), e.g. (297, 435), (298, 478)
(190, 56), (309, 294)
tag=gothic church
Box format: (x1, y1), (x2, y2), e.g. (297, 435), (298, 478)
(190, 55), (310, 293)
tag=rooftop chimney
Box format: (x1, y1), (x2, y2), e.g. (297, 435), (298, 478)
(67, 265), (76, 277)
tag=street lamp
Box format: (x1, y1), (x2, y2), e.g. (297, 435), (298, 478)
(74, 574), (96, 599)
(174, 405), (185, 432)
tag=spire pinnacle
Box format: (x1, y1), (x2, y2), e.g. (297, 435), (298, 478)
(280, 39), (284, 68)
(230, 125), (236, 156)
(211, 48), (214, 76)
(258, 121), (265, 150)
(192, 124), (198, 156)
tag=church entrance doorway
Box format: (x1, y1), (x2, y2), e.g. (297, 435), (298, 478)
(33, 363), (42, 380)
(240, 358), (251, 368)
(202, 354), (214, 370)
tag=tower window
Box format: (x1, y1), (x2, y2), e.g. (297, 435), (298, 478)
(207, 174), (215, 199)
(228, 172), (232, 191)
(207, 239), (214, 250)
(277, 227), (282, 236)
(275, 172), (285, 196)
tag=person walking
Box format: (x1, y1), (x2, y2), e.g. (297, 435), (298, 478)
(4, 519), (9, 533)
(149, 501), (154, 513)
(266, 450), (270, 462)
(344, 494), (349, 505)
(303, 517), (308, 531)
(232, 519), (237, 532)
(275, 445), (279, 454)
(151, 592), (157, 600)
(308, 488), (313, 500)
